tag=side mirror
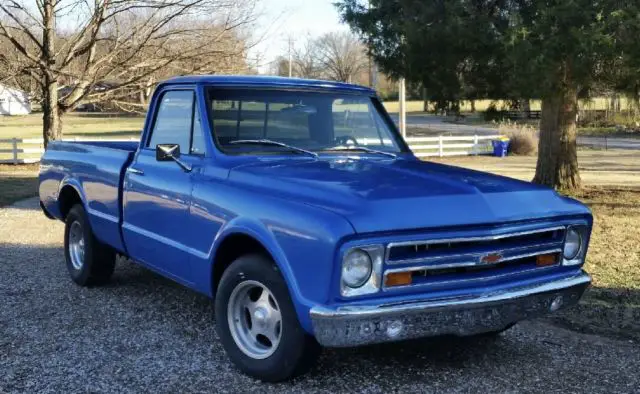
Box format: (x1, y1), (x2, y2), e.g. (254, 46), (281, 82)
(156, 143), (180, 161)
(155, 143), (192, 172)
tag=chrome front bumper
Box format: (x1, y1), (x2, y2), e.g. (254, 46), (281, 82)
(310, 272), (590, 347)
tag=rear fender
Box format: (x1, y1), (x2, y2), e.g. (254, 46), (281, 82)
(53, 177), (87, 219)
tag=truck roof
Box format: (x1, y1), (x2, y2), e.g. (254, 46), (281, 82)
(160, 75), (376, 95)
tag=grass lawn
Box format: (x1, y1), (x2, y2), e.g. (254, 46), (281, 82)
(443, 115), (640, 139)
(0, 113), (144, 161)
(552, 187), (640, 339)
(567, 188), (640, 296)
(0, 164), (39, 207)
(578, 126), (640, 139)
(0, 112), (144, 140)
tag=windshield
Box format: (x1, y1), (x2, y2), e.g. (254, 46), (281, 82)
(207, 88), (405, 155)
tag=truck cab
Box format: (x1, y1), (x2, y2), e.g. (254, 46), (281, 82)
(39, 76), (592, 382)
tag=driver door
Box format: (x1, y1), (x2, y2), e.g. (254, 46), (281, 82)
(122, 88), (205, 284)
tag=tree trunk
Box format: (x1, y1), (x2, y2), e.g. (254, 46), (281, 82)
(42, 75), (61, 147)
(521, 99), (531, 118)
(41, 0), (60, 148)
(533, 87), (581, 190)
(470, 100), (476, 113)
(422, 86), (428, 112)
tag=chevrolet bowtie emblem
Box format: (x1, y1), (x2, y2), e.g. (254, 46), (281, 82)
(480, 252), (503, 264)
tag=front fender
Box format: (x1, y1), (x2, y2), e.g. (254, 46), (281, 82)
(210, 217), (316, 332)
(207, 206), (354, 334)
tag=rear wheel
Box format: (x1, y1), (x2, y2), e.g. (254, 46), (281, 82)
(215, 254), (320, 382)
(64, 204), (116, 286)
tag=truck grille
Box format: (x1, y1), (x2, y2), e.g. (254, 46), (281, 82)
(383, 226), (566, 290)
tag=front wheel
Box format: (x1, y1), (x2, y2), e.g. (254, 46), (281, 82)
(214, 254), (320, 382)
(64, 204), (116, 286)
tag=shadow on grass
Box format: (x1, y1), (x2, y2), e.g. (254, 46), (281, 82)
(550, 287), (640, 341)
(0, 176), (38, 207)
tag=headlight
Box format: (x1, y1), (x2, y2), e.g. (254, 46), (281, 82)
(340, 245), (384, 297)
(342, 249), (372, 288)
(563, 227), (583, 261)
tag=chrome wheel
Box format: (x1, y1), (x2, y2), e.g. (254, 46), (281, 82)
(227, 280), (282, 359)
(68, 221), (85, 270)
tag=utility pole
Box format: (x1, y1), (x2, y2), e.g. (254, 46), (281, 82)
(367, 0), (376, 89)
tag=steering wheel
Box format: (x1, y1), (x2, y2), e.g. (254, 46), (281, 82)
(335, 135), (359, 146)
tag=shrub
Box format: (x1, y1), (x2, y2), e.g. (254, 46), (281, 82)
(483, 103), (504, 122)
(498, 122), (539, 156)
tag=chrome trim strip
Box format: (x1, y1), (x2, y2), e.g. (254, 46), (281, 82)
(383, 248), (563, 275)
(382, 265), (559, 292)
(385, 226), (566, 265)
(387, 242), (562, 266)
(310, 271), (590, 318)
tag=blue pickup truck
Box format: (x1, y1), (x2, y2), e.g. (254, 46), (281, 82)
(39, 76), (592, 381)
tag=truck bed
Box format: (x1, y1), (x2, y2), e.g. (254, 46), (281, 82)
(39, 140), (138, 253)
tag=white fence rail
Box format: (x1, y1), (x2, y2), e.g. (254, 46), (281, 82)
(0, 137), (137, 164)
(0, 134), (504, 164)
(406, 135), (503, 157)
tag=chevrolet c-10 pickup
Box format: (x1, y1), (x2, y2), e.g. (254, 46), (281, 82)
(39, 76), (592, 381)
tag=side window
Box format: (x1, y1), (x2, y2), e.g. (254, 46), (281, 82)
(148, 90), (194, 153)
(332, 99), (394, 147)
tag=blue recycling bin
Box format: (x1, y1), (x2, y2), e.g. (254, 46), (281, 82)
(491, 139), (510, 157)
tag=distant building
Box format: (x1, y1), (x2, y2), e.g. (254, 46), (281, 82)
(0, 84), (31, 115)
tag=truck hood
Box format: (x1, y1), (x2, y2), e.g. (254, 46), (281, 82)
(228, 157), (590, 234)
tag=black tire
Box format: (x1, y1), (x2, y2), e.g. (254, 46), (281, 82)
(64, 204), (116, 286)
(215, 254), (320, 382)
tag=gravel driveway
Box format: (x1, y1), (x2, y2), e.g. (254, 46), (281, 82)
(1, 198), (639, 393)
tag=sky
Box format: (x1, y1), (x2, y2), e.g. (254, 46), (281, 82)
(249, 0), (350, 73)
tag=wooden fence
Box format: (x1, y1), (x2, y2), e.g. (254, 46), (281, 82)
(0, 134), (503, 164)
(405, 135), (502, 157)
(0, 137), (137, 164)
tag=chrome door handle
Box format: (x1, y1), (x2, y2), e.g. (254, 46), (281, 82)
(128, 167), (144, 176)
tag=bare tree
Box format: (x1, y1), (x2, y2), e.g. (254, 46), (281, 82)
(291, 34), (321, 79)
(315, 31), (366, 83)
(0, 0), (258, 145)
(268, 55), (289, 77)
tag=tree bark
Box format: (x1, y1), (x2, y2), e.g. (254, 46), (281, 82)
(42, 74), (61, 147)
(41, 0), (60, 147)
(533, 87), (581, 190)
(521, 99), (531, 118)
(422, 86), (428, 112)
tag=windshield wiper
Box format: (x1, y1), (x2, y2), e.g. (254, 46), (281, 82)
(323, 145), (397, 159)
(229, 139), (318, 158)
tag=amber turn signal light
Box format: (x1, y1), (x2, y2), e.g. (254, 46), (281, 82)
(385, 271), (413, 287)
(536, 253), (558, 267)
